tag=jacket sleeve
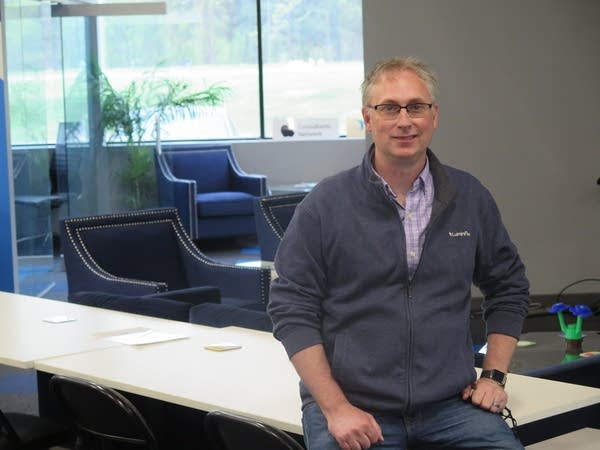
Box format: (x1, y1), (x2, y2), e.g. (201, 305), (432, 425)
(473, 187), (530, 339)
(267, 196), (327, 358)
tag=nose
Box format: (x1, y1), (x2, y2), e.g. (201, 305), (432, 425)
(394, 109), (413, 127)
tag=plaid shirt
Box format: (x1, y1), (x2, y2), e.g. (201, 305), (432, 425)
(374, 158), (434, 278)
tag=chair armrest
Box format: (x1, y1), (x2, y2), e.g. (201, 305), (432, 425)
(185, 260), (271, 308)
(231, 172), (268, 196)
(69, 291), (193, 322)
(155, 150), (199, 239)
(67, 272), (167, 297)
(146, 286), (221, 306)
(189, 303), (273, 331)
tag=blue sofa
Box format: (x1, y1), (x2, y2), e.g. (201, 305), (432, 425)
(155, 143), (267, 240)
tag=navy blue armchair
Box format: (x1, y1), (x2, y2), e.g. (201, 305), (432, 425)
(155, 143), (267, 240)
(254, 192), (307, 261)
(61, 208), (271, 308)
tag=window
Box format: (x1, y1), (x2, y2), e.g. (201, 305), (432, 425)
(261, 0), (364, 137)
(6, 0), (363, 145)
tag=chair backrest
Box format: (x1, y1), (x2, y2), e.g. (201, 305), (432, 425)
(254, 193), (307, 261)
(163, 145), (234, 193)
(189, 303), (272, 331)
(204, 411), (304, 450)
(61, 208), (190, 294)
(50, 375), (158, 450)
(51, 122), (84, 199)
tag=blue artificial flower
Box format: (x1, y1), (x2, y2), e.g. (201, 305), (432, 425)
(548, 302), (570, 313)
(568, 304), (593, 318)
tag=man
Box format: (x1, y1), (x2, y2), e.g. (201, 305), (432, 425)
(268, 56), (530, 449)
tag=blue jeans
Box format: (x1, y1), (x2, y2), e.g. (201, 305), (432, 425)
(302, 396), (524, 449)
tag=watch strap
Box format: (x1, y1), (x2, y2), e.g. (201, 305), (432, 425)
(480, 369), (507, 387)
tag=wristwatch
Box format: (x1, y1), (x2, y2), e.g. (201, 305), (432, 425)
(480, 369), (507, 387)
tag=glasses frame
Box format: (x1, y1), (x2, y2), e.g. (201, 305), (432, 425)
(368, 102), (433, 119)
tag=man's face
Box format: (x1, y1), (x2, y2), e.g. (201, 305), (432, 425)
(362, 70), (439, 167)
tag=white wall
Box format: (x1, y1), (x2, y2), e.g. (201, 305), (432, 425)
(232, 138), (366, 185)
(362, 0), (600, 294)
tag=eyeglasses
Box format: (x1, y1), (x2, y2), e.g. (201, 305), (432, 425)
(368, 103), (433, 119)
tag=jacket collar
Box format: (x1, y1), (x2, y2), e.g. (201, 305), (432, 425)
(360, 144), (456, 208)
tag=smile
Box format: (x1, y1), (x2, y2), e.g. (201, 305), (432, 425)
(393, 135), (417, 141)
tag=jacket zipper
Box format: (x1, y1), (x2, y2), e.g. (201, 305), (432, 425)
(403, 200), (446, 413)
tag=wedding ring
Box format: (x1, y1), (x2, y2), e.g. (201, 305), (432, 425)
(493, 403), (501, 408)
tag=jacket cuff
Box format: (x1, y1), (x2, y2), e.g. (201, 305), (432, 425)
(277, 327), (323, 359)
(486, 310), (526, 340)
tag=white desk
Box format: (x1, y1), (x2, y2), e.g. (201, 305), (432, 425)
(3, 290), (599, 440)
(526, 428), (600, 450)
(35, 326), (302, 433)
(0, 291), (206, 368)
(35, 325), (600, 436)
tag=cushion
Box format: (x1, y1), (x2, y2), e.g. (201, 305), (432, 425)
(197, 192), (254, 217)
(70, 291), (192, 322)
(189, 303), (272, 331)
(168, 150), (231, 192)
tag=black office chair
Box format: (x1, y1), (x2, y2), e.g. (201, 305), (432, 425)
(204, 410), (305, 450)
(0, 407), (70, 450)
(49, 375), (159, 450)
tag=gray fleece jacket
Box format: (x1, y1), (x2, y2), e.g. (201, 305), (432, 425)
(268, 148), (530, 414)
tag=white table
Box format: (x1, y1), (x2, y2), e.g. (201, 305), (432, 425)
(0, 291), (206, 368)
(34, 325), (600, 436)
(35, 326), (302, 433)
(526, 427), (600, 450)
(3, 291), (599, 441)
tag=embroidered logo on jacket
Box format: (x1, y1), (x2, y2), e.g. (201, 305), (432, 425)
(448, 231), (471, 237)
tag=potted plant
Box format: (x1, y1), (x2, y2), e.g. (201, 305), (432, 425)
(95, 68), (229, 210)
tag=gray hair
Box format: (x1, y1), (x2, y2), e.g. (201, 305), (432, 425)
(361, 56), (439, 105)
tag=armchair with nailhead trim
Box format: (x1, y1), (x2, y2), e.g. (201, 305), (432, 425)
(254, 193), (307, 261)
(60, 208), (270, 309)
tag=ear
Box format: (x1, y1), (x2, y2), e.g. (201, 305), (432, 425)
(362, 106), (372, 132)
(432, 103), (440, 129)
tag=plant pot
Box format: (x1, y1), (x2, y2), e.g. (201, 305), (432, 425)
(564, 338), (583, 355)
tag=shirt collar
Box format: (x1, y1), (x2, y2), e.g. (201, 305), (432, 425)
(370, 156), (432, 200)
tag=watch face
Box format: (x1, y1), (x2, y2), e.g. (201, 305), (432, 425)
(492, 372), (505, 383)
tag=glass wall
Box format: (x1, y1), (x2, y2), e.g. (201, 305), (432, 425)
(7, 0), (363, 146)
(4, 0), (363, 295)
(5, 1), (62, 296)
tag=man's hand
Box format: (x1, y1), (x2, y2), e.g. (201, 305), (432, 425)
(290, 344), (384, 449)
(325, 401), (384, 450)
(462, 333), (517, 413)
(462, 377), (507, 413)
